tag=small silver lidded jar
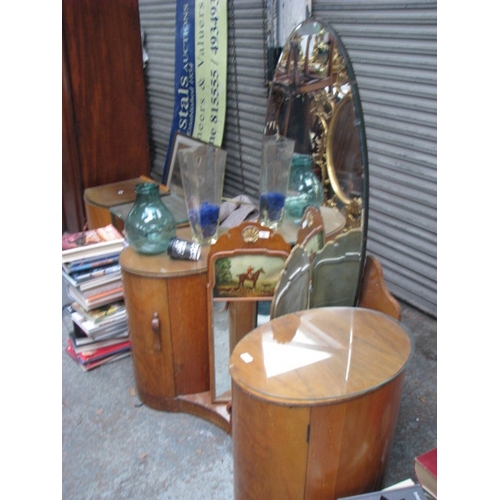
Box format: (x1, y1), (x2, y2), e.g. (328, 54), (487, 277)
(167, 237), (201, 261)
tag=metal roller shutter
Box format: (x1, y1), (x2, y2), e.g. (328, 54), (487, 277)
(138, 0), (269, 201)
(312, 0), (437, 316)
(138, 0), (437, 316)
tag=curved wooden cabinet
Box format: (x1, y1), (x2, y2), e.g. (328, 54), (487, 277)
(229, 307), (412, 500)
(119, 228), (231, 431)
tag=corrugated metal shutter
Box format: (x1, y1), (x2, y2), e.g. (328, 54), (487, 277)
(312, 0), (437, 316)
(138, 0), (269, 201)
(138, 0), (437, 317)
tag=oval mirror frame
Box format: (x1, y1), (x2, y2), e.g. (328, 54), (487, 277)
(264, 17), (369, 305)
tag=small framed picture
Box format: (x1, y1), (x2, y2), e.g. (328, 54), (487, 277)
(165, 132), (208, 191)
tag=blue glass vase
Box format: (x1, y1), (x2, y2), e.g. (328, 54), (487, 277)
(125, 183), (176, 255)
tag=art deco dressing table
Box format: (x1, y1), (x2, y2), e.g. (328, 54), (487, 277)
(119, 208), (345, 431)
(229, 307), (412, 499)
(115, 15), (411, 500)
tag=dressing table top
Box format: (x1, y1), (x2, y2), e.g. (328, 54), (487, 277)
(119, 206), (345, 278)
(119, 227), (209, 278)
(229, 307), (412, 405)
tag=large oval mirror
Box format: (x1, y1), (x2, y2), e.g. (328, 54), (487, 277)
(264, 17), (369, 305)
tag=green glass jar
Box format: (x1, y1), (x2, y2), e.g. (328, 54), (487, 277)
(125, 183), (176, 255)
(285, 153), (323, 221)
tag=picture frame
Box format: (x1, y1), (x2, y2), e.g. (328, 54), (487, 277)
(212, 253), (288, 300)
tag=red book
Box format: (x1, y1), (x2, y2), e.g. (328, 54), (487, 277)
(76, 339), (131, 364)
(65, 342), (131, 372)
(414, 447), (437, 499)
(65, 339), (131, 369)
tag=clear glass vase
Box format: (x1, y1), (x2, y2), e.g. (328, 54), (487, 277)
(178, 143), (227, 246)
(258, 135), (296, 230)
(124, 183), (176, 254)
(285, 153), (323, 222)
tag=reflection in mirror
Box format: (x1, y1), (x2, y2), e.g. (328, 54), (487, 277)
(310, 228), (363, 309)
(213, 300), (271, 400)
(213, 302), (231, 400)
(264, 17), (368, 303)
(270, 245), (311, 320)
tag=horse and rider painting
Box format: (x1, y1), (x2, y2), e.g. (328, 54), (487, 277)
(213, 255), (286, 299)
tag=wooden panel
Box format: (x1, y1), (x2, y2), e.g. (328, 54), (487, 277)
(62, 38), (85, 232)
(121, 270), (177, 411)
(62, 0), (150, 230)
(167, 273), (210, 396)
(306, 374), (406, 499)
(228, 302), (257, 353)
(232, 383), (310, 500)
(359, 254), (402, 320)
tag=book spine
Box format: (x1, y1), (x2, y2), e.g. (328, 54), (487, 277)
(83, 286), (124, 301)
(71, 264), (122, 283)
(62, 241), (124, 263)
(64, 255), (120, 274)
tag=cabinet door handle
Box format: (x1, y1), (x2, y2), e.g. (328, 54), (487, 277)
(151, 312), (161, 351)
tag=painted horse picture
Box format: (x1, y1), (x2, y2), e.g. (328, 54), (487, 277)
(213, 255), (286, 299)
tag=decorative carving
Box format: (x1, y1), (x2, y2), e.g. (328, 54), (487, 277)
(242, 225), (260, 244)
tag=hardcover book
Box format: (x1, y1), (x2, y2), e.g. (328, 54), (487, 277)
(62, 224), (125, 263)
(414, 447), (437, 499)
(68, 327), (129, 353)
(70, 310), (128, 339)
(62, 263), (122, 288)
(67, 285), (124, 311)
(338, 484), (428, 500)
(68, 301), (127, 325)
(62, 253), (120, 274)
(74, 339), (131, 364)
(65, 340), (131, 372)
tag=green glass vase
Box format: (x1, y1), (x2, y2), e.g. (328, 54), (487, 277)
(285, 153), (323, 222)
(125, 183), (176, 255)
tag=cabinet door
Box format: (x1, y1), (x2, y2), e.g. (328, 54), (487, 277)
(122, 271), (177, 410)
(305, 375), (406, 498)
(232, 384), (310, 499)
(166, 274), (210, 396)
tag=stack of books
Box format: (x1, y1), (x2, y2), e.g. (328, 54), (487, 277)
(63, 301), (131, 372)
(62, 224), (131, 371)
(62, 224), (126, 311)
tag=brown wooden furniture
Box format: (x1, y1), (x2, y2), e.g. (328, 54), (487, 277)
(359, 254), (402, 321)
(205, 222), (291, 405)
(62, 0), (150, 232)
(119, 227), (230, 431)
(229, 307), (412, 499)
(84, 177), (169, 231)
(227, 206), (344, 348)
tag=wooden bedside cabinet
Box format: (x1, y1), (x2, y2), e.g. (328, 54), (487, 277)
(84, 177), (169, 231)
(120, 227), (229, 432)
(119, 228), (211, 412)
(229, 307), (412, 499)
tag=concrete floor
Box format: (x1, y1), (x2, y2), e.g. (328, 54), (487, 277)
(62, 282), (437, 499)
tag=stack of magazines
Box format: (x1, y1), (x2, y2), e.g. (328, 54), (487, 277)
(62, 224), (131, 371)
